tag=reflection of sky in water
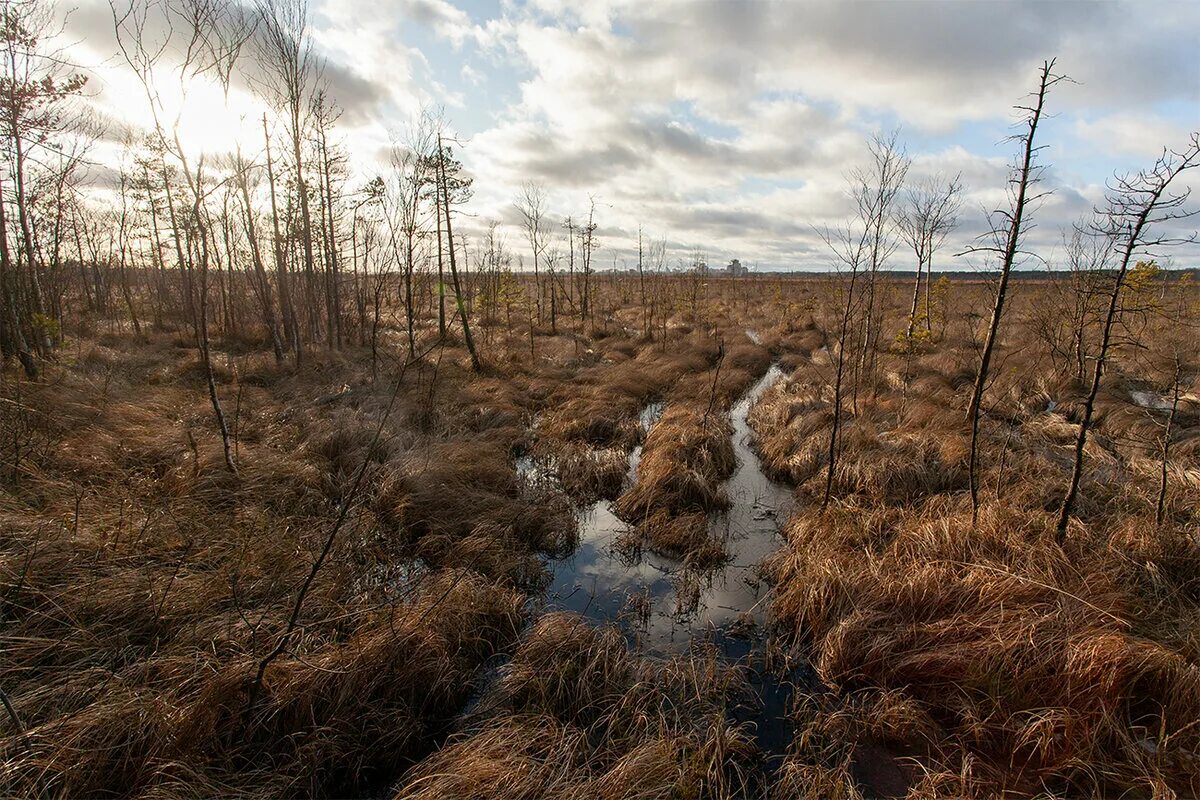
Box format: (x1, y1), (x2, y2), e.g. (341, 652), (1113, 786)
(1130, 389), (1172, 410)
(542, 366), (794, 654)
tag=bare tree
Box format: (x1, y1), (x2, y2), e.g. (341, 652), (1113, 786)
(312, 89), (343, 349)
(515, 180), (548, 323)
(1029, 226), (1112, 381)
(897, 173), (962, 339)
(963, 59), (1065, 523)
(433, 130), (480, 371)
(0, 0), (88, 358)
(232, 146), (284, 362)
(849, 130), (910, 391)
(1056, 133), (1200, 540)
(384, 114), (435, 356)
(579, 196), (598, 326)
(262, 114), (300, 362)
(113, 0), (253, 476)
(818, 218), (871, 509)
(254, 0), (320, 342)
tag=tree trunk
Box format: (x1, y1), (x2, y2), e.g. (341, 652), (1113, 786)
(438, 138), (480, 373)
(0, 179), (36, 378)
(967, 60), (1056, 524)
(264, 116), (301, 365)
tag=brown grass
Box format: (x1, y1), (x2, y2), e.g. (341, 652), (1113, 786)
(5, 274), (1199, 798)
(531, 333), (722, 501)
(765, 485), (1200, 796)
(612, 338), (771, 562)
(2, 570), (525, 798)
(393, 612), (759, 799)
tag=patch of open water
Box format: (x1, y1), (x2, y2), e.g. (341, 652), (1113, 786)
(525, 364), (808, 762)
(542, 366), (792, 649)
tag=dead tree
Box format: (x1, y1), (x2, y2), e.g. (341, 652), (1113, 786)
(579, 197), (598, 326)
(255, 0), (320, 343)
(384, 115), (435, 356)
(233, 149), (284, 362)
(897, 173), (962, 338)
(818, 220), (871, 509)
(849, 130), (910, 393)
(262, 115), (301, 363)
(0, 0), (88, 356)
(1056, 134), (1200, 540)
(963, 59), (1064, 524)
(515, 181), (548, 323)
(113, 0), (251, 476)
(1029, 226), (1111, 381)
(313, 91), (344, 349)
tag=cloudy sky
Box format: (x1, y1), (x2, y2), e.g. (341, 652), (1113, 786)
(64, 0), (1200, 271)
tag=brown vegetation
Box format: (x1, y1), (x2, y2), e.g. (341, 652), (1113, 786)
(0, 5), (1195, 793)
(751, 277), (1200, 797)
(394, 612), (760, 800)
(3, 269), (1199, 799)
(613, 337), (771, 565)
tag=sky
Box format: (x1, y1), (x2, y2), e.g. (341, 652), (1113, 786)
(60, 0), (1200, 271)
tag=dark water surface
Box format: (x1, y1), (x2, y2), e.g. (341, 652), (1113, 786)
(541, 365), (792, 648)
(523, 365), (808, 763)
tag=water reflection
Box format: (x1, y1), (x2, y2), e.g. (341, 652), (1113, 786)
(542, 365), (792, 653)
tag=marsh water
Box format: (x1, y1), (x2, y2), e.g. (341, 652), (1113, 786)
(541, 365), (792, 650)
(517, 363), (807, 759)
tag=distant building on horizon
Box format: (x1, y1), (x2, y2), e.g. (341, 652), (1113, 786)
(726, 258), (749, 277)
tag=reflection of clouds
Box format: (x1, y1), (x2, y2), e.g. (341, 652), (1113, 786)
(546, 368), (795, 654)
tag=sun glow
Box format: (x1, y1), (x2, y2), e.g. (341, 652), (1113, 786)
(98, 56), (270, 160)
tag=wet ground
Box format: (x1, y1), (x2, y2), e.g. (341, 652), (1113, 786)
(445, 361), (910, 794)
(522, 364), (809, 763)
(541, 365), (792, 649)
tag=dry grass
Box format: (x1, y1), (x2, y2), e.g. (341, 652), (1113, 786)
(613, 338), (771, 563)
(767, 501), (1200, 796)
(532, 334), (721, 501)
(615, 510), (727, 569)
(4, 274), (1199, 798)
(2, 570), (525, 798)
(393, 612), (760, 800)
(0, 329), (566, 797)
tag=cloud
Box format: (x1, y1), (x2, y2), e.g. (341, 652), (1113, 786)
(1075, 113), (1194, 159)
(53, 0), (1200, 270)
(318, 60), (390, 126)
(395, 0), (476, 47)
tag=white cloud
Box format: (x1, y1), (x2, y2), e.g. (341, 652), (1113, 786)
(53, 0), (1200, 270)
(1075, 113), (1193, 159)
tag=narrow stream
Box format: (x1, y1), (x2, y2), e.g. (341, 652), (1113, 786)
(402, 359), (897, 796)
(542, 365), (792, 649)
(528, 364), (806, 761)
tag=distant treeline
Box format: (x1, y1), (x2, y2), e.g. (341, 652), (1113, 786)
(594, 267), (1200, 280)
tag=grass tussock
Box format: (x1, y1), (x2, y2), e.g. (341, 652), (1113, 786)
(613, 338), (771, 561)
(749, 371), (969, 504)
(2, 570), (525, 798)
(531, 335), (723, 501)
(616, 404), (736, 519)
(766, 502), (1200, 796)
(393, 612), (760, 799)
(7, 275), (1200, 799)
(614, 510), (727, 569)
(372, 439), (577, 576)
(0, 330), (576, 798)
